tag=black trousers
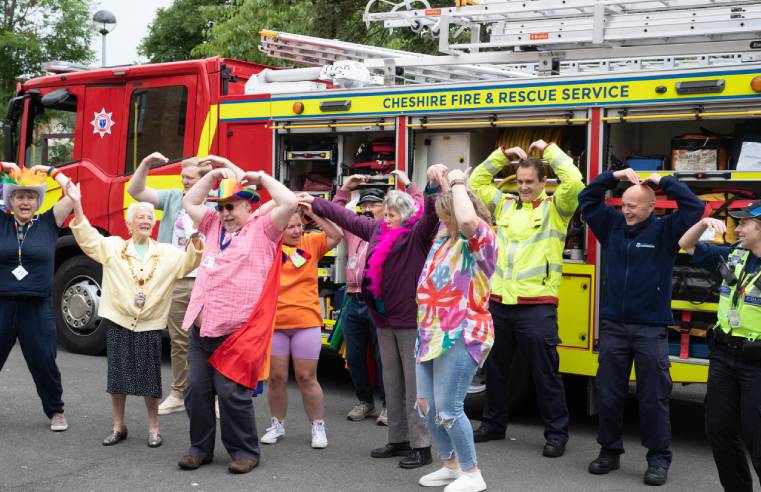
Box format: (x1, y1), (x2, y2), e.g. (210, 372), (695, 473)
(185, 327), (259, 461)
(705, 341), (761, 492)
(595, 320), (672, 467)
(481, 302), (569, 443)
(0, 296), (63, 418)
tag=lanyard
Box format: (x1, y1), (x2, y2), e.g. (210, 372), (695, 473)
(219, 229), (239, 251)
(14, 218), (33, 266)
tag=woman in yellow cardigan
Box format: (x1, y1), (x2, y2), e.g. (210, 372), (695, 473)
(67, 182), (202, 448)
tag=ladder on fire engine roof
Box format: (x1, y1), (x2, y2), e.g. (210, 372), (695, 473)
(358, 0), (761, 77)
(259, 30), (537, 83)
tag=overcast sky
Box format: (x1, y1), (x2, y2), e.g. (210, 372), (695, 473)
(89, 0), (174, 66)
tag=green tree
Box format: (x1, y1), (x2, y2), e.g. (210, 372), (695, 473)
(0, 0), (93, 102)
(189, 0), (449, 65)
(138, 0), (227, 63)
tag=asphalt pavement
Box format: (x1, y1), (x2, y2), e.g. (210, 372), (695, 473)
(1, 345), (726, 492)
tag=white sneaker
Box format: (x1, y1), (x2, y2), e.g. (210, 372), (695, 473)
(347, 401), (375, 421)
(311, 419), (328, 449)
(261, 417), (285, 444)
(50, 413), (68, 432)
(376, 407), (388, 426)
(158, 393), (185, 415)
(444, 472), (487, 492)
(419, 467), (463, 487)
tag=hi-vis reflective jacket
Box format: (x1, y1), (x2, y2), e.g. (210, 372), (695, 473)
(469, 144), (584, 305)
(717, 248), (761, 341)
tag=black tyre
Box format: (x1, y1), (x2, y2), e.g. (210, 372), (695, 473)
(54, 255), (105, 354)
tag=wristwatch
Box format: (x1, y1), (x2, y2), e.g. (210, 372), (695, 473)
(449, 178), (466, 187)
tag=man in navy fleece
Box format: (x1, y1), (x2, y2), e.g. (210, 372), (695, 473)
(579, 168), (703, 486)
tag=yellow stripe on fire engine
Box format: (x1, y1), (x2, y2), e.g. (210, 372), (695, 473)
(219, 70), (761, 121)
(197, 104), (219, 157)
(122, 175), (183, 220)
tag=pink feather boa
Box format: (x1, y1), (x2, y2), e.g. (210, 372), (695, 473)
(365, 205), (424, 298)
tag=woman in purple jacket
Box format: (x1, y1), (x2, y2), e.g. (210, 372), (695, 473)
(298, 164), (447, 469)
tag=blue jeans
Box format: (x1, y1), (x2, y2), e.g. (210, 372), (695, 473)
(341, 296), (385, 405)
(416, 338), (479, 469)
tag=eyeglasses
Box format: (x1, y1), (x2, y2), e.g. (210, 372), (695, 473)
(216, 203), (237, 212)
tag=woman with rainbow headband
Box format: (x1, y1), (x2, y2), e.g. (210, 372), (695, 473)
(0, 163), (77, 432)
(298, 164), (447, 470)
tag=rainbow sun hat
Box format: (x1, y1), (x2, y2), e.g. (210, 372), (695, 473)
(207, 178), (260, 203)
(1, 168), (48, 211)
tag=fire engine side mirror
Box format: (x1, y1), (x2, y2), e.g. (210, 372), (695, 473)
(41, 88), (72, 109)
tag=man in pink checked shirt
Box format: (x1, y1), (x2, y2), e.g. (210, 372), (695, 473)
(176, 165), (297, 475)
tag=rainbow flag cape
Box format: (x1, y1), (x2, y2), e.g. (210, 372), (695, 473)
(209, 243), (282, 389)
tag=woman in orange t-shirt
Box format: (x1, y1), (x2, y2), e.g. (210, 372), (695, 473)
(261, 205), (343, 449)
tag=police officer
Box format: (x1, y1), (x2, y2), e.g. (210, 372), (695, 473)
(469, 139), (584, 458)
(578, 168), (704, 486)
(679, 201), (761, 492)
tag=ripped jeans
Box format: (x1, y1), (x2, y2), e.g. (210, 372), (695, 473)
(416, 337), (479, 469)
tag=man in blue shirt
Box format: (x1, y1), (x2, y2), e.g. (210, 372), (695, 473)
(679, 201), (761, 492)
(579, 168), (704, 486)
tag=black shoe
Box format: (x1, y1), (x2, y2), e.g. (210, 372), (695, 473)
(588, 450), (621, 475)
(543, 440), (566, 458)
(473, 425), (506, 443)
(371, 442), (411, 458)
(398, 447), (432, 469)
(644, 465), (668, 486)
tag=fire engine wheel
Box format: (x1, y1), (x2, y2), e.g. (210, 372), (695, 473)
(54, 256), (105, 355)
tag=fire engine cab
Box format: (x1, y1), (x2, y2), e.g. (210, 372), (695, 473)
(7, 0), (761, 408)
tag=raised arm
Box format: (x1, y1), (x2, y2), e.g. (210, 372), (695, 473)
(240, 172), (297, 230)
(530, 140), (584, 222)
(469, 146), (525, 217)
(300, 199), (344, 250)
(64, 181), (111, 265)
(578, 169), (635, 245)
(414, 164), (447, 242)
(30, 165), (75, 227)
(649, 173), (706, 243)
(184, 168), (234, 227)
(678, 217), (727, 255)
(126, 152), (168, 206)
(300, 193), (377, 241)
(447, 169), (478, 238)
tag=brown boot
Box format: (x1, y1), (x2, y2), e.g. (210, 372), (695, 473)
(177, 453), (212, 470)
(228, 458), (259, 474)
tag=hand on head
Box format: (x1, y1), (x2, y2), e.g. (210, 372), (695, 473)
(502, 146), (528, 161)
(390, 169), (411, 187)
(427, 163), (449, 190)
(239, 171), (263, 187)
(0, 162), (20, 173)
(341, 174), (369, 191)
(528, 139), (550, 155)
(613, 168), (641, 185)
(199, 155), (230, 168)
(140, 152), (169, 168)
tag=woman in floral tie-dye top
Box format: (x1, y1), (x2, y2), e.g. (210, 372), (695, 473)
(414, 169), (497, 492)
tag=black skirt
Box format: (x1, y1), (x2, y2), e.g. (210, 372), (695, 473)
(105, 319), (162, 398)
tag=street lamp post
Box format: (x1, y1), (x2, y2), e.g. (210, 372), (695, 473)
(93, 10), (117, 67)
